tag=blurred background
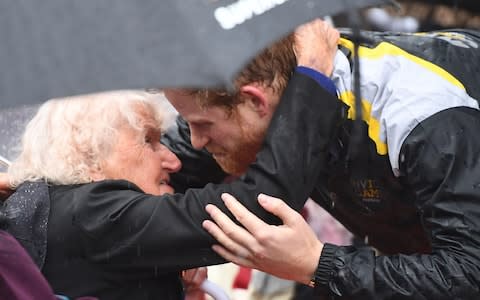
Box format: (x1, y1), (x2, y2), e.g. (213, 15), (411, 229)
(335, 0), (480, 32)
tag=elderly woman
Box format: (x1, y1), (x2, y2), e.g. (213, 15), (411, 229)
(1, 70), (340, 300)
(5, 91), (202, 300)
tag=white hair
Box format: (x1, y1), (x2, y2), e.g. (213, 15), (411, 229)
(8, 90), (168, 187)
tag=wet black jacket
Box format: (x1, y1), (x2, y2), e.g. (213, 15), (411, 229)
(166, 30), (480, 299)
(312, 30), (480, 300)
(28, 73), (344, 300)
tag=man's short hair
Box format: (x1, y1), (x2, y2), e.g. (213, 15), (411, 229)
(188, 33), (296, 112)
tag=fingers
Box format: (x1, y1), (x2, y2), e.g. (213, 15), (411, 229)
(182, 267), (208, 287)
(0, 172), (12, 186)
(0, 190), (13, 201)
(0, 173), (14, 201)
(203, 193), (305, 269)
(182, 268), (208, 300)
(324, 21), (340, 47)
(221, 193), (267, 234)
(257, 193), (302, 226)
(204, 193), (301, 249)
(202, 209), (253, 259)
(211, 244), (254, 268)
(294, 18), (339, 76)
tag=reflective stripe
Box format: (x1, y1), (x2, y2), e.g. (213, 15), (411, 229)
(332, 38), (479, 171)
(338, 90), (387, 155)
(338, 38), (465, 90)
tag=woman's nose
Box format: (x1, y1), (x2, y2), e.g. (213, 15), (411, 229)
(160, 145), (182, 173)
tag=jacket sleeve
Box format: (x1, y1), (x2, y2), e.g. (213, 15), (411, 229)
(74, 72), (347, 275)
(315, 107), (480, 299)
(161, 116), (228, 192)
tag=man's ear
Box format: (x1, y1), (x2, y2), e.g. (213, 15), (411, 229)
(239, 84), (270, 117)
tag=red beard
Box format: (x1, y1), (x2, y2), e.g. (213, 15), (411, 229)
(208, 123), (265, 176)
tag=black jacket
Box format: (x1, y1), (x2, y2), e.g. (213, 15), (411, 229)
(10, 72), (343, 300)
(166, 30), (480, 299)
(312, 30), (480, 299)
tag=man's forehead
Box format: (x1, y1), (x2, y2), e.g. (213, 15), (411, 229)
(164, 88), (202, 98)
(163, 90), (196, 107)
(176, 102), (232, 124)
(164, 88), (234, 120)
(184, 105), (227, 121)
(166, 89), (193, 96)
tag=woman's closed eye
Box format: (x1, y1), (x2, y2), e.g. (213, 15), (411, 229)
(144, 129), (162, 149)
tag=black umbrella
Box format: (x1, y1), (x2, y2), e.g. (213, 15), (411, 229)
(1, 0), (391, 108)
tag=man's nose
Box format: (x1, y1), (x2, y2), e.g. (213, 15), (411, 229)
(160, 146), (182, 173)
(190, 128), (209, 150)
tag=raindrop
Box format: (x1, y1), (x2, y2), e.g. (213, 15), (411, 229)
(0, 104), (38, 164)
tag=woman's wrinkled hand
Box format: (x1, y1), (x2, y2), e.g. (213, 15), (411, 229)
(182, 267), (207, 300)
(0, 173), (13, 201)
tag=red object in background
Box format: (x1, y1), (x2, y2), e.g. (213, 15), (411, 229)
(232, 267), (252, 290)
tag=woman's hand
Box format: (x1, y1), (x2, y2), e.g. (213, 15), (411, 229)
(0, 173), (13, 201)
(182, 267), (207, 300)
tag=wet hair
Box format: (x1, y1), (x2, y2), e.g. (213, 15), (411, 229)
(187, 33), (296, 112)
(8, 90), (167, 187)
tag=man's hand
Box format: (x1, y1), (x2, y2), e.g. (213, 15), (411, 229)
(294, 18), (340, 77)
(203, 193), (323, 285)
(182, 267), (207, 300)
(0, 173), (13, 201)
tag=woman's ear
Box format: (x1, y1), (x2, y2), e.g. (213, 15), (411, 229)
(239, 84), (270, 117)
(88, 165), (106, 182)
